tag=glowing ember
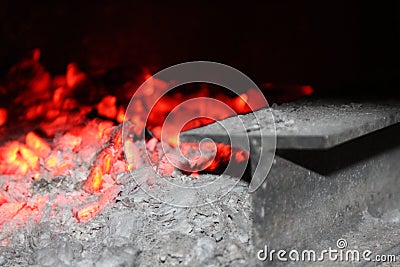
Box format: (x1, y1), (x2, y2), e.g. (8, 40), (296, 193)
(0, 49), (312, 230)
(26, 131), (51, 158)
(74, 202), (101, 222)
(0, 202), (25, 226)
(0, 108), (7, 127)
(97, 95), (118, 119)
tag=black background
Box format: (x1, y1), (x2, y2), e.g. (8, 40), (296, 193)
(1, 1), (399, 95)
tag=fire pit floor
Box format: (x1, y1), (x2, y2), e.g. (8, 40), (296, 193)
(0, 172), (253, 266)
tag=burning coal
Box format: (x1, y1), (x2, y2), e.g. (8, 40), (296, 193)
(0, 50), (258, 229)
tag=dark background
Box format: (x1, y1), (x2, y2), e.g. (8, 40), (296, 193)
(0, 1), (399, 95)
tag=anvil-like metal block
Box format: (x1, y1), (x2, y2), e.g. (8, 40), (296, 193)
(181, 97), (400, 266)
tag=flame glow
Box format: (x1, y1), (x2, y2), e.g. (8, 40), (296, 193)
(0, 49), (312, 229)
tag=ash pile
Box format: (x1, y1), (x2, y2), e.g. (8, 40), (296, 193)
(1, 173), (253, 266)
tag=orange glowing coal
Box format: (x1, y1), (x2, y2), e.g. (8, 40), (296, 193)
(0, 49), (313, 228)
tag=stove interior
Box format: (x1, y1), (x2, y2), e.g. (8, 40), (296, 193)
(0, 1), (399, 266)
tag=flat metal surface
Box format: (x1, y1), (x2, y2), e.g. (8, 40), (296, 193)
(252, 123), (400, 266)
(181, 97), (400, 149)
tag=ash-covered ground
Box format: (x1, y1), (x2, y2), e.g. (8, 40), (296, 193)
(0, 172), (254, 266)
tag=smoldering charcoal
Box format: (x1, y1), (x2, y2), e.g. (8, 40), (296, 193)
(0, 52), (257, 266)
